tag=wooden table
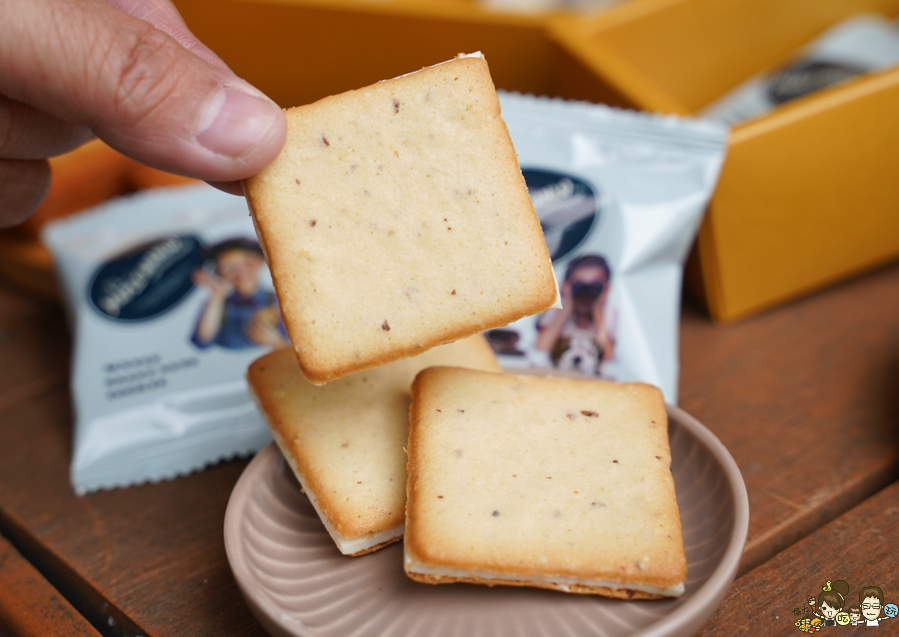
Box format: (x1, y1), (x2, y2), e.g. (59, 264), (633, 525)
(1, 260), (898, 637)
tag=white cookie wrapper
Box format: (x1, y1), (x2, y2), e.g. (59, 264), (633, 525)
(44, 185), (280, 493)
(700, 14), (899, 125)
(491, 92), (728, 403)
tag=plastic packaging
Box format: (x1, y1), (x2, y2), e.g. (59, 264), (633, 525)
(701, 14), (899, 125)
(491, 92), (728, 403)
(44, 185), (284, 493)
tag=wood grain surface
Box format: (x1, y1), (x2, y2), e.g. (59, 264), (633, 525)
(0, 533), (100, 637)
(679, 262), (899, 575)
(0, 389), (264, 637)
(696, 480), (899, 636)
(0, 310), (68, 415)
(0, 260), (897, 635)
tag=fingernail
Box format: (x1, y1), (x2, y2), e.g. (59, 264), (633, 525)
(195, 88), (281, 158)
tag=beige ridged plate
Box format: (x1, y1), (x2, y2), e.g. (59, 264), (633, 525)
(224, 404), (748, 637)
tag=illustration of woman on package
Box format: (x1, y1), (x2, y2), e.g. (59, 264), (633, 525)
(535, 254), (615, 376)
(190, 238), (290, 350)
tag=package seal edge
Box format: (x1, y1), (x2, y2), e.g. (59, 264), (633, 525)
(497, 90), (730, 152)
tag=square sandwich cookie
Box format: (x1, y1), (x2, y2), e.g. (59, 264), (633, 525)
(244, 53), (557, 385)
(404, 367), (686, 598)
(247, 336), (501, 556)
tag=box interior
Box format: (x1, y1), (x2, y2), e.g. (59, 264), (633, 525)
(554, 0), (899, 114)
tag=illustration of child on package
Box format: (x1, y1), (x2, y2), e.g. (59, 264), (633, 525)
(191, 238), (289, 350)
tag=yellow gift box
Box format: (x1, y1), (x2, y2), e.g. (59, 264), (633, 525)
(173, 0), (559, 107)
(550, 0), (899, 321)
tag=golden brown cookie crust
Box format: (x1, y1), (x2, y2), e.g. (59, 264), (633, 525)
(405, 572), (666, 599)
(244, 56), (556, 385)
(248, 337), (502, 547)
(405, 367), (686, 596)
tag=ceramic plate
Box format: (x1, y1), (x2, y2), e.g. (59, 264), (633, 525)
(224, 404), (748, 637)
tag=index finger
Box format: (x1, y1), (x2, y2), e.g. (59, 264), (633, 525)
(0, 0), (286, 182)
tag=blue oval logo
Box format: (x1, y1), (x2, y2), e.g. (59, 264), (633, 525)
(89, 236), (205, 321)
(523, 169), (598, 262)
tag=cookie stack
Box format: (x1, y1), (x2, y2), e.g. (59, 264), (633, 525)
(244, 54), (685, 599)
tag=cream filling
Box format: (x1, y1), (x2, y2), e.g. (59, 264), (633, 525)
(388, 52), (485, 81)
(549, 267), (562, 309)
(404, 551), (685, 597)
(456, 51), (486, 60)
(265, 422), (404, 556)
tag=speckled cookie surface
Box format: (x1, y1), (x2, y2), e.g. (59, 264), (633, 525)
(244, 55), (556, 384)
(247, 336), (501, 554)
(404, 367), (686, 597)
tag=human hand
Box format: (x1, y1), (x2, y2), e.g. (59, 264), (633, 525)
(191, 267), (233, 300)
(246, 307), (289, 348)
(1, 0), (287, 227)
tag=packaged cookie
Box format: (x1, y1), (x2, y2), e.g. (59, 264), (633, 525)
(488, 93), (727, 403)
(44, 185), (284, 493)
(701, 14), (899, 125)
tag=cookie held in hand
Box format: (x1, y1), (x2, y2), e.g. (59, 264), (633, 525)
(244, 54), (557, 384)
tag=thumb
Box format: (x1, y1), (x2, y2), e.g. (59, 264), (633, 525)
(0, 0), (285, 182)
(102, 0), (231, 71)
